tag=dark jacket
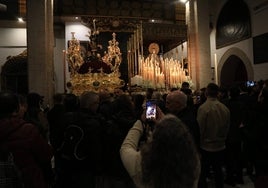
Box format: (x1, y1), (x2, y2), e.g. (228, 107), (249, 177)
(47, 103), (65, 150)
(56, 110), (104, 173)
(103, 111), (137, 177)
(0, 116), (53, 188)
(175, 106), (200, 148)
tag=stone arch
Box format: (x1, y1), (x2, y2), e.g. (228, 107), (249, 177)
(218, 47), (253, 88)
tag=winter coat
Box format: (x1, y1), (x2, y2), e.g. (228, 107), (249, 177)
(0, 116), (53, 188)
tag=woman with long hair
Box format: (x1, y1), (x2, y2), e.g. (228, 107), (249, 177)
(120, 114), (200, 188)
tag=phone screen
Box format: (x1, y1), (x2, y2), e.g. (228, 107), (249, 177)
(246, 81), (255, 87)
(146, 100), (157, 120)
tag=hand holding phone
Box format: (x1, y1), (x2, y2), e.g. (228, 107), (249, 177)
(146, 100), (157, 120)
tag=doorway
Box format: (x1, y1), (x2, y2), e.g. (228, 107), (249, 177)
(220, 55), (248, 89)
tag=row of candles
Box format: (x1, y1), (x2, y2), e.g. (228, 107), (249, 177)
(132, 53), (190, 89)
(127, 23), (191, 89)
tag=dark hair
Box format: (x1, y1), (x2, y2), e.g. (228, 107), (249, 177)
(182, 81), (190, 88)
(79, 91), (99, 109)
(206, 83), (219, 98)
(0, 91), (19, 119)
(146, 88), (154, 100)
(27, 92), (44, 107)
(229, 85), (240, 99)
(141, 114), (200, 188)
(63, 93), (79, 112)
(112, 94), (134, 115)
(132, 94), (145, 119)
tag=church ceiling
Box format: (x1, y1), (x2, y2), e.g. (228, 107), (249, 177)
(0, 0), (187, 52)
(54, 0), (187, 52)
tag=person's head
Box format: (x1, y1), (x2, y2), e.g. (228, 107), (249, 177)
(141, 114), (200, 188)
(0, 91), (19, 119)
(181, 81), (190, 89)
(114, 87), (124, 98)
(151, 91), (162, 101)
(205, 83), (219, 98)
(165, 90), (187, 114)
(218, 86), (228, 100)
(27, 92), (44, 108)
(132, 94), (145, 109)
(181, 82), (192, 96)
(146, 88), (154, 100)
(99, 88), (112, 103)
(66, 81), (73, 92)
(63, 93), (79, 112)
(112, 94), (134, 115)
(53, 93), (64, 105)
(79, 91), (100, 113)
(229, 85), (240, 99)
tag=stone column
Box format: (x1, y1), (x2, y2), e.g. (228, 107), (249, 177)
(187, 0), (212, 89)
(26, 0), (54, 105)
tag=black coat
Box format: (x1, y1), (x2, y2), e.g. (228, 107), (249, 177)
(174, 107), (200, 149)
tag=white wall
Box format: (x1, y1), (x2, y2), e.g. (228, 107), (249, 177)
(213, 0), (268, 81)
(0, 28), (27, 89)
(0, 28), (27, 66)
(65, 22), (89, 41)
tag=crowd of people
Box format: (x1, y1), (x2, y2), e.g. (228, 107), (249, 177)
(0, 79), (268, 188)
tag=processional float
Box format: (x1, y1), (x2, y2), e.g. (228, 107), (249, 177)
(127, 23), (192, 92)
(66, 20), (125, 96)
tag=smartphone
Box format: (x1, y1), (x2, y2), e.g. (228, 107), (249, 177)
(146, 100), (157, 120)
(246, 81), (255, 87)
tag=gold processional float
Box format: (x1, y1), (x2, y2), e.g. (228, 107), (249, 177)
(66, 30), (125, 96)
(66, 21), (192, 96)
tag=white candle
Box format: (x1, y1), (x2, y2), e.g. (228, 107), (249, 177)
(214, 53), (218, 84)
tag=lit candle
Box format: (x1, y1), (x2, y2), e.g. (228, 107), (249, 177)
(214, 53), (218, 84)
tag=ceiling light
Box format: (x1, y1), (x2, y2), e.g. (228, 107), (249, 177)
(18, 17), (24, 22)
(180, 0), (189, 3)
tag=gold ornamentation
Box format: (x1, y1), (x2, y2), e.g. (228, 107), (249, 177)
(67, 32), (84, 76)
(102, 33), (122, 73)
(67, 30), (124, 96)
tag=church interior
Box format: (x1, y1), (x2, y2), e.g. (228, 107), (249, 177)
(0, 1), (267, 187)
(0, 0), (268, 103)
